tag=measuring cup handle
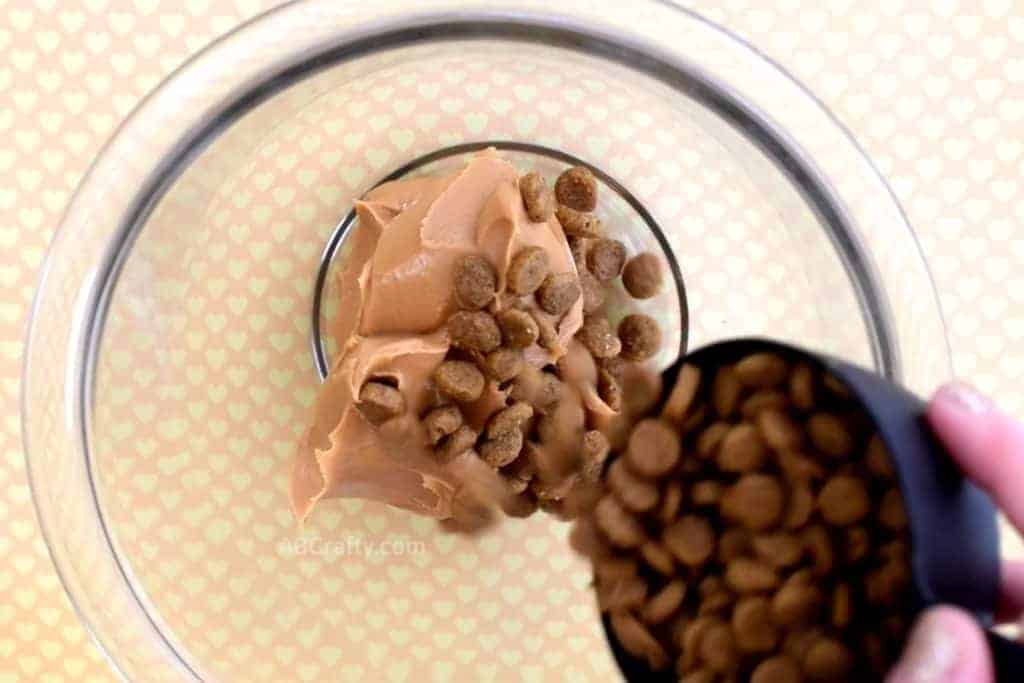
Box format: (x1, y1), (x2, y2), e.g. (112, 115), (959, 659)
(988, 631), (1024, 681)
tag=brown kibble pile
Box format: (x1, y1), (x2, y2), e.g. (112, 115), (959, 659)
(425, 167), (669, 530)
(571, 351), (913, 680)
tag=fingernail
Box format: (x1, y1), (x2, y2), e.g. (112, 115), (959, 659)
(937, 382), (993, 415)
(892, 611), (961, 682)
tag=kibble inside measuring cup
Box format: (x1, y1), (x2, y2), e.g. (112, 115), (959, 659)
(570, 338), (1023, 682)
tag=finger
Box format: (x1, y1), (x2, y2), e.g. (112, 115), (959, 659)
(927, 383), (1024, 533)
(997, 560), (1024, 625)
(886, 606), (994, 683)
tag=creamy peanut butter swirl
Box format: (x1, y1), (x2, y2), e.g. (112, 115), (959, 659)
(292, 150), (612, 522)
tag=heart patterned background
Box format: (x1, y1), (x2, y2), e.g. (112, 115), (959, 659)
(1, 1), (1022, 681)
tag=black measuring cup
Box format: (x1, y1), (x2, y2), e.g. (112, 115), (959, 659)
(604, 338), (1024, 682)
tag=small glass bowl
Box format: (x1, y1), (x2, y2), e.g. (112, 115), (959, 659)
(23, 1), (949, 681)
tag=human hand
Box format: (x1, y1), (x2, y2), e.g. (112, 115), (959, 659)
(886, 383), (1024, 682)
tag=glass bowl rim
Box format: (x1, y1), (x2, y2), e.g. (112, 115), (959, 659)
(22, 1), (951, 680)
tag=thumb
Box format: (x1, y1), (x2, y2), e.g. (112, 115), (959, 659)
(886, 606), (994, 683)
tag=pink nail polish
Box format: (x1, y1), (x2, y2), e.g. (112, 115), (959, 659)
(937, 382), (993, 415)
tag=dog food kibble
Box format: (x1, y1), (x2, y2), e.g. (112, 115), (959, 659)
(454, 254), (497, 310)
(803, 638), (853, 682)
(696, 421), (730, 459)
(735, 353), (789, 390)
(844, 526), (870, 564)
(447, 310), (501, 353)
(507, 246), (550, 296)
(555, 165), (598, 212)
(479, 429), (524, 467)
(865, 435), (896, 479)
(423, 404), (463, 444)
(807, 413), (854, 459)
(658, 481), (684, 523)
(772, 573), (824, 627)
(818, 476), (870, 526)
(642, 541), (676, 576)
(788, 363), (816, 412)
(519, 171), (554, 222)
(722, 474), (785, 531)
(601, 573), (648, 612)
(752, 533), (805, 569)
(680, 670), (716, 683)
(757, 409), (803, 452)
(643, 579), (687, 625)
(712, 366), (743, 417)
(597, 368), (623, 412)
(777, 451), (825, 483)
(663, 363), (701, 425)
(577, 316), (621, 359)
(536, 272), (581, 316)
(831, 583), (852, 628)
(486, 401), (534, 439)
(483, 348), (523, 382)
(726, 558), (781, 593)
(718, 423), (769, 472)
(579, 270), (607, 314)
(503, 461), (535, 496)
(608, 458), (660, 513)
(580, 430), (611, 483)
(719, 528), (752, 564)
(878, 488), (908, 531)
(596, 495), (647, 548)
(626, 418), (681, 477)
(556, 204), (603, 237)
(699, 589), (735, 617)
(692, 480), (723, 507)
(701, 620), (739, 673)
(587, 238), (627, 281)
(495, 308), (539, 349)
(571, 349), (913, 680)
(821, 373), (852, 400)
(803, 525), (836, 577)
(751, 655), (802, 683)
(784, 486), (814, 532)
(733, 596), (781, 653)
(618, 314), (662, 362)
(357, 381), (406, 424)
(622, 252), (663, 299)
(433, 360), (486, 402)
(568, 235), (589, 268)
(435, 425), (478, 464)
(741, 390), (790, 418)
(664, 516), (715, 567)
(610, 612), (670, 670)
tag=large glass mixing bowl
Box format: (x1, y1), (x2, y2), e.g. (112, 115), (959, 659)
(23, 1), (950, 681)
